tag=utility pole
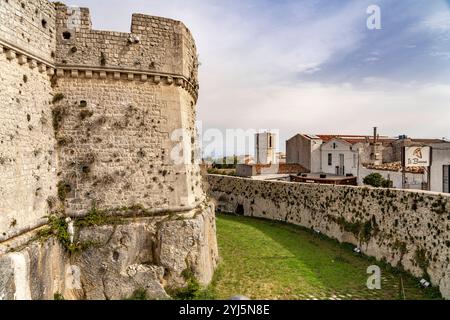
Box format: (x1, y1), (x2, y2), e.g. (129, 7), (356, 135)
(401, 147), (406, 189)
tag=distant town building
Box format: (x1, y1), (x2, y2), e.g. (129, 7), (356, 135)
(286, 129), (450, 193)
(286, 128), (394, 177)
(255, 132), (277, 164)
(240, 154), (255, 165)
(276, 152), (286, 164)
(430, 142), (450, 193)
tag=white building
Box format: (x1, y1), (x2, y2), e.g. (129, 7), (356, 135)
(287, 132), (449, 193)
(286, 133), (391, 177)
(255, 132), (277, 164)
(430, 143), (450, 193)
(320, 138), (362, 177)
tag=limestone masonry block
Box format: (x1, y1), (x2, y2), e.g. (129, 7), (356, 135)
(29, 60), (37, 69)
(17, 55), (27, 65)
(38, 64), (47, 73)
(6, 50), (16, 60)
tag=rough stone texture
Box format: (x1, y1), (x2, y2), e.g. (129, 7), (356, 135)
(0, 0), (56, 63)
(0, 1), (217, 300)
(0, 0), (203, 238)
(0, 237), (68, 300)
(73, 217), (168, 300)
(207, 174), (450, 299)
(0, 8), (58, 241)
(155, 203), (219, 287)
(0, 204), (218, 300)
(52, 78), (203, 216)
(55, 8), (198, 83)
(74, 205), (218, 300)
(51, 5), (202, 216)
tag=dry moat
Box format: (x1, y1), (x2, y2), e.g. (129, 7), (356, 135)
(205, 214), (441, 300)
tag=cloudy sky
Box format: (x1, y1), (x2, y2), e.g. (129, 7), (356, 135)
(65, 0), (450, 156)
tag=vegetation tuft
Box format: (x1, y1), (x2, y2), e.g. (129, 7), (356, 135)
(363, 173), (391, 188)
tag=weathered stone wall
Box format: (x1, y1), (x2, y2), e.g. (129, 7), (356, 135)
(0, 0), (56, 62)
(52, 77), (202, 215)
(0, 1), (217, 300)
(207, 174), (450, 299)
(73, 204), (218, 300)
(0, 236), (68, 300)
(52, 6), (202, 216)
(0, 204), (218, 300)
(54, 7), (198, 89)
(0, 0), (58, 242)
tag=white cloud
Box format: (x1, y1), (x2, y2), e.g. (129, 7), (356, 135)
(199, 79), (450, 154)
(302, 66), (322, 74)
(65, 0), (450, 156)
(431, 51), (450, 59)
(365, 57), (380, 62)
(423, 11), (450, 33)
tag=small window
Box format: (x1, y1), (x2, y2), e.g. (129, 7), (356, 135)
(62, 31), (71, 40)
(333, 143), (337, 149)
(328, 153), (332, 166)
(269, 135), (273, 148)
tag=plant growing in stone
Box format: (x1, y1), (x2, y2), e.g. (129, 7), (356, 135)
(36, 215), (98, 254)
(52, 93), (65, 104)
(54, 293), (65, 300)
(79, 109), (94, 121)
(414, 248), (430, 275)
(125, 288), (148, 300)
(52, 105), (67, 131)
(57, 181), (71, 201)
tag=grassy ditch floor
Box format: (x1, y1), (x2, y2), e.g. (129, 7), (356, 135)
(205, 214), (441, 300)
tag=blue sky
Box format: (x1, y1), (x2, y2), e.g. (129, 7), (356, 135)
(65, 0), (450, 155)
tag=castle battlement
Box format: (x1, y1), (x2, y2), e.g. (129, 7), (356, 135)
(0, 1), (217, 300)
(54, 6), (198, 98)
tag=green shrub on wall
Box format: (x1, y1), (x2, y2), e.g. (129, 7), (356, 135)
(363, 173), (391, 188)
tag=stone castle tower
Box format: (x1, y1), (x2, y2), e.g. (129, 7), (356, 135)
(0, 0), (217, 300)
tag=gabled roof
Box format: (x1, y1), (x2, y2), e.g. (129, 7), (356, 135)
(316, 135), (395, 145)
(292, 133), (443, 146)
(321, 137), (354, 147)
(408, 139), (446, 144)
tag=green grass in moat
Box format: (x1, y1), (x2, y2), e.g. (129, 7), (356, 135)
(202, 214), (441, 300)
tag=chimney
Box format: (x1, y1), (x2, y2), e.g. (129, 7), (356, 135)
(373, 127), (378, 144)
